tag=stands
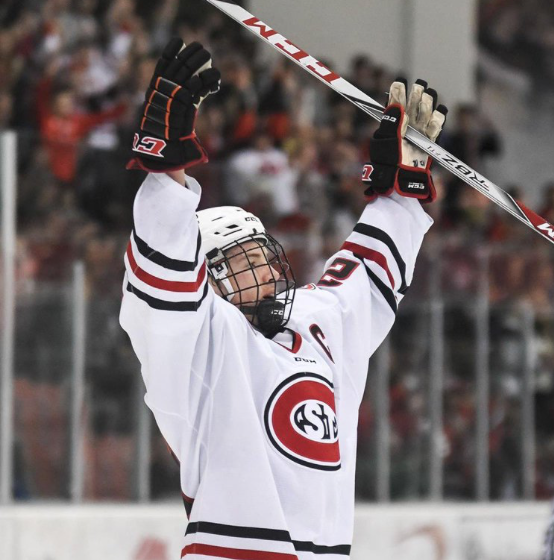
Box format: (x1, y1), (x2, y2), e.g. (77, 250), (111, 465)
(2, 0), (554, 502)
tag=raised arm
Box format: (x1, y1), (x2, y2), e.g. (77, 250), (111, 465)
(312, 79), (447, 390)
(119, 40), (221, 462)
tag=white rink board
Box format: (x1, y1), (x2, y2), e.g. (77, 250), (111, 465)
(0, 505), (187, 560)
(353, 503), (551, 560)
(0, 502), (551, 560)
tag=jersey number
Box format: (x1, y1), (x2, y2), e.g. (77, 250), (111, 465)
(317, 257), (359, 287)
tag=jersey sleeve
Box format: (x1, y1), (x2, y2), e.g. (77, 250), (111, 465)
(315, 193), (432, 382)
(119, 172), (220, 483)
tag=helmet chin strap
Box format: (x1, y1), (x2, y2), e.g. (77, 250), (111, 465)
(208, 258), (235, 302)
(239, 299), (285, 338)
(221, 278), (234, 302)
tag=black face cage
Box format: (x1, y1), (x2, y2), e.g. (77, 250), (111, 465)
(205, 233), (296, 338)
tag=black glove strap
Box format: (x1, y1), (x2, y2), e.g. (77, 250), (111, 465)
(368, 137), (400, 167)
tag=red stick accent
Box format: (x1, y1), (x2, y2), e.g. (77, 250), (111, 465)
(242, 16), (278, 39)
(181, 543), (298, 559)
(515, 200), (554, 241)
(341, 241), (395, 288)
(126, 243), (206, 292)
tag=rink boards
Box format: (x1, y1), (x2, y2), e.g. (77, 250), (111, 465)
(0, 502), (550, 559)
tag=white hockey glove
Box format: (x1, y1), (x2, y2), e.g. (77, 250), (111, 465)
(363, 78), (447, 204)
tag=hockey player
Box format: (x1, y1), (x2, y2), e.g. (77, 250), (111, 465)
(121, 39), (447, 559)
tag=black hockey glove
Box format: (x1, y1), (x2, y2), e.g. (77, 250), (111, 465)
(363, 79), (447, 204)
(127, 38), (221, 173)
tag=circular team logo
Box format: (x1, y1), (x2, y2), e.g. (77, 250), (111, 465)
(264, 372), (341, 470)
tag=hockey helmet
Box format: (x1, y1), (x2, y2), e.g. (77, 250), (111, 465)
(197, 206), (295, 337)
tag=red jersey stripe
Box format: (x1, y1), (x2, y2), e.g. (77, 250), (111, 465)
(341, 241), (395, 289)
(127, 242), (206, 292)
(181, 543), (298, 560)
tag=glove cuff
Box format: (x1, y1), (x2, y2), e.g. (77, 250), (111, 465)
(396, 166), (436, 203)
(363, 162), (396, 198)
(127, 136), (208, 173)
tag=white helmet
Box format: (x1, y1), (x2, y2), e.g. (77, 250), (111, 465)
(197, 206), (266, 257)
(196, 206), (296, 337)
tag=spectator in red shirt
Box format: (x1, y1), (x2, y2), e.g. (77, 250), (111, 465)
(40, 86), (125, 186)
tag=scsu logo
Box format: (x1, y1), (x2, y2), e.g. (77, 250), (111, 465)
(264, 373), (341, 470)
(292, 401), (338, 442)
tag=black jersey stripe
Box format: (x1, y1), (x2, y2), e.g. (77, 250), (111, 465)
(186, 521), (291, 542)
(292, 541), (351, 555)
(126, 280), (208, 311)
(185, 521), (351, 555)
(132, 227), (202, 272)
(364, 264), (398, 314)
(353, 223), (408, 294)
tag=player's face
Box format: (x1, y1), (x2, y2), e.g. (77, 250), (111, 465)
(223, 240), (282, 306)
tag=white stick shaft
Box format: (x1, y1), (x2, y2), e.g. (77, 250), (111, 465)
(203, 0), (554, 245)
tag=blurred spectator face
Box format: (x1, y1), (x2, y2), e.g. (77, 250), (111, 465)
(0, 91), (13, 127)
(12, 10), (40, 41)
(373, 67), (395, 99)
(52, 91), (75, 118)
(292, 142), (318, 171)
(351, 55), (373, 90)
(44, 212), (70, 242)
(137, 57), (156, 93)
(86, 237), (117, 270)
(535, 258), (554, 287)
(0, 30), (13, 57)
(330, 140), (358, 173)
(47, 0), (71, 15)
(72, 43), (94, 71)
(222, 58), (252, 90)
(109, 0), (135, 24)
(456, 105), (477, 133)
(79, 0), (98, 15)
(503, 255), (525, 292)
(254, 133), (273, 152)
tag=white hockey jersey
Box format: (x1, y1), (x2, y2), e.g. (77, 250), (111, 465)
(120, 172), (432, 560)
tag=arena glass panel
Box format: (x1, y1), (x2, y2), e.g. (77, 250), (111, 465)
(13, 271), (74, 499)
(9, 129), (74, 500)
(357, 301), (436, 501)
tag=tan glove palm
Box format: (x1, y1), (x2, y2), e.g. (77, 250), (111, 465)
(388, 78), (447, 168)
(362, 78), (448, 204)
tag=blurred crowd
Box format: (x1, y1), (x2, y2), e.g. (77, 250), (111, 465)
(480, 0), (554, 96)
(2, 0), (554, 502)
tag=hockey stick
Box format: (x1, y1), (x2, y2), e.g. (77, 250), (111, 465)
(201, 0), (554, 245)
